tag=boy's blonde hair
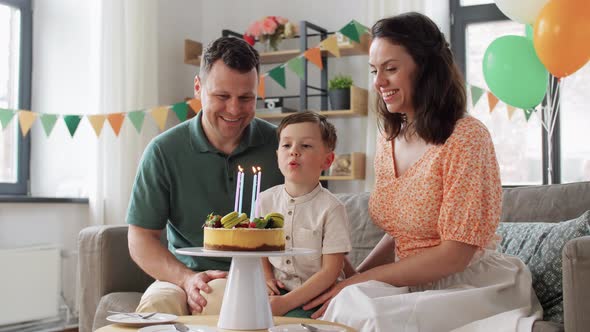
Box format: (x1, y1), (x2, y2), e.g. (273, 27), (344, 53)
(277, 111), (337, 151)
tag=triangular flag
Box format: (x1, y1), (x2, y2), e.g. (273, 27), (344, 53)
(128, 111), (146, 133)
(150, 106), (169, 131)
(340, 21), (360, 43)
(18, 110), (38, 136)
(352, 20), (369, 37)
(87, 114), (106, 137)
(63, 115), (82, 137)
(0, 108), (15, 129)
(171, 101), (189, 122)
(304, 47), (323, 70)
(257, 75), (265, 99)
(321, 35), (340, 57)
(40, 114), (58, 137)
(470, 85), (484, 107)
(506, 105), (517, 120)
(487, 92), (499, 113)
(268, 65), (286, 89)
(287, 57), (305, 80)
(188, 99), (202, 114)
(107, 113), (125, 136)
(523, 109), (534, 121)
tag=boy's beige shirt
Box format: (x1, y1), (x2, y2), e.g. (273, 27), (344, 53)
(257, 183), (352, 291)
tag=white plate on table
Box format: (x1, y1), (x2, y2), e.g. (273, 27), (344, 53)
(106, 313), (178, 325)
(138, 325), (216, 332)
(269, 324), (346, 332)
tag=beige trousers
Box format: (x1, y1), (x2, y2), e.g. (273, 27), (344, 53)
(136, 278), (227, 316)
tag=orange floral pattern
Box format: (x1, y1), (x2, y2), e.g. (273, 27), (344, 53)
(369, 116), (502, 260)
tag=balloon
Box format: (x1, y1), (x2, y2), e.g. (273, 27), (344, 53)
(533, 0), (590, 78)
(525, 25), (533, 40)
(483, 35), (548, 109)
(494, 0), (549, 24)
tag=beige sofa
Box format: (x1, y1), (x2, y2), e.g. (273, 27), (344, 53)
(78, 182), (590, 332)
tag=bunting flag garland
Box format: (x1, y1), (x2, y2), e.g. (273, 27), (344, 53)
(339, 21), (361, 43)
(268, 65), (286, 88)
(506, 105), (517, 120)
(257, 76), (266, 99)
(0, 108), (15, 129)
(40, 114), (58, 137)
(321, 35), (341, 57)
(107, 113), (125, 136)
(88, 114), (107, 137)
(63, 115), (82, 137)
(18, 110), (38, 136)
(487, 93), (499, 113)
(188, 98), (202, 114)
(171, 101), (189, 122)
(303, 47), (323, 70)
(128, 110), (146, 133)
(286, 57), (306, 80)
(470, 85), (485, 107)
(523, 109), (535, 121)
(150, 106), (169, 131)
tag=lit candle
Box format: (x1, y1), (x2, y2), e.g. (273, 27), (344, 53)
(238, 168), (245, 214)
(250, 166), (258, 219)
(255, 166), (262, 218)
(234, 165), (243, 212)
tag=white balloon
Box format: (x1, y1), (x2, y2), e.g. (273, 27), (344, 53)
(494, 0), (550, 24)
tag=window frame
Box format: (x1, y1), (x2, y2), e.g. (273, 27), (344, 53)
(450, 0), (561, 185)
(0, 0), (31, 195)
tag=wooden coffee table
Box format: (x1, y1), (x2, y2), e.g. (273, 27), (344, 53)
(94, 315), (356, 331)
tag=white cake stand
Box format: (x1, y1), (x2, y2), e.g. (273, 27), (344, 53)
(175, 247), (315, 331)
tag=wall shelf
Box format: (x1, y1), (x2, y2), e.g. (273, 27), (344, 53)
(320, 152), (365, 181)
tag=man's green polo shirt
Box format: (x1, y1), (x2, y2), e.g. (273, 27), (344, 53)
(127, 111), (284, 271)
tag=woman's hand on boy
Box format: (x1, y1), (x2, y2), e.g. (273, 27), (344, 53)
(303, 278), (352, 319)
(266, 278), (286, 295)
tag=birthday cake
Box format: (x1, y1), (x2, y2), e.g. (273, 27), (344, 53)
(203, 212), (285, 251)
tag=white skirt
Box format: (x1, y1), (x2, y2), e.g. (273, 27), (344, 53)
(321, 250), (543, 332)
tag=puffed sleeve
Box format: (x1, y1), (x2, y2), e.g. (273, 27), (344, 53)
(437, 118), (502, 248)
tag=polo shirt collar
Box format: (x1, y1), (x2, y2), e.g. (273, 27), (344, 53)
(190, 111), (267, 155)
(282, 183), (323, 205)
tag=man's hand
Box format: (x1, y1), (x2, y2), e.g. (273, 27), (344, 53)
(269, 295), (290, 316)
(182, 270), (227, 314)
(265, 278), (286, 295)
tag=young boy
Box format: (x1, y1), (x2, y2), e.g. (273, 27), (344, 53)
(257, 111), (352, 317)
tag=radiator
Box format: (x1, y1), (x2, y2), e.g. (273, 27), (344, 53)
(0, 246), (60, 325)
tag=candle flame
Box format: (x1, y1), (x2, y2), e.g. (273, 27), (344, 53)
(252, 166), (257, 174)
(257, 166), (261, 172)
(238, 165), (243, 172)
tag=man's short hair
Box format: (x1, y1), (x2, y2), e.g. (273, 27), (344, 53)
(277, 111), (337, 151)
(200, 36), (260, 80)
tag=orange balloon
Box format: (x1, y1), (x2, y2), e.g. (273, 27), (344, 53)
(533, 0), (590, 77)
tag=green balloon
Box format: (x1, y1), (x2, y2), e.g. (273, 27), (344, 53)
(483, 35), (548, 109)
(525, 24), (533, 40)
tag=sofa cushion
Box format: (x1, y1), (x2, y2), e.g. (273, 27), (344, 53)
(497, 210), (590, 323)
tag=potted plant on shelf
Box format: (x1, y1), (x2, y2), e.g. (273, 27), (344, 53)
(328, 75), (353, 110)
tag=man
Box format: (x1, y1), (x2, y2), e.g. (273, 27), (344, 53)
(126, 36), (284, 315)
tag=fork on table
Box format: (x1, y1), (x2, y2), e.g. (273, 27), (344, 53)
(107, 311), (157, 319)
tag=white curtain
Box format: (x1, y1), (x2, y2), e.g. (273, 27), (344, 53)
(90, 0), (160, 226)
(364, 0), (449, 191)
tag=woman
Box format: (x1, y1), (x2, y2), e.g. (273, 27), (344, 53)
(303, 12), (542, 331)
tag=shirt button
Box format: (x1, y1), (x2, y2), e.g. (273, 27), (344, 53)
(286, 259), (291, 264)
(286, 235), (291, 240)
(288, 211), (292, 215)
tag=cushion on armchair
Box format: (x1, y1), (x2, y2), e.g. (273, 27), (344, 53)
(496, 210), (590, 323)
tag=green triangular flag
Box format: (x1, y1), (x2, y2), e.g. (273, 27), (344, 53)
(286, 57), (305, 80)
(523, 108), (534, 121)
(352, 20), (369, 37)
(63, 115), (82, 137)
(340, 21), (360, 43)
(0, 108), (16, 129)
(171, 101), (188, 122)
(268, 65), (286, 89)
(40, 114), (58, 137)
(470, 85), (485, 107)
(128, 110), (146, 133)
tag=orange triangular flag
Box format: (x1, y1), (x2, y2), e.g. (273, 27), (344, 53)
(506, 105), (516, 120)
(87, 114), (107, 137)
(487, 92), (499, 113)
(304, 47), (323, 70)
(17, 110), (38, 136)
(258, 75), (266, 99)
(188, 98), (202, 114)
(107, 113), (125, 136)
(151, 106), (169, 131)
(321, 35), (340, 57)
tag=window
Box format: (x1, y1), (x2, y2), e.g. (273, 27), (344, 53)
(449, 0), (585, 185)
(0, 0), (31, 195)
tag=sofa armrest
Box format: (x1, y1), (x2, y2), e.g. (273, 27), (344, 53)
(562, 235), (590, 332)
(77, 225), (154, 332)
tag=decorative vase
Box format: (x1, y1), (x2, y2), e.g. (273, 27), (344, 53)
(328, 88), (351, 110)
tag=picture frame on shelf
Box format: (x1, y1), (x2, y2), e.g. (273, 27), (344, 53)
(329, 153), (353, 177)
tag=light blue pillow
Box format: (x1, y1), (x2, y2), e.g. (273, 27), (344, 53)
(496, 210), (590, 323)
